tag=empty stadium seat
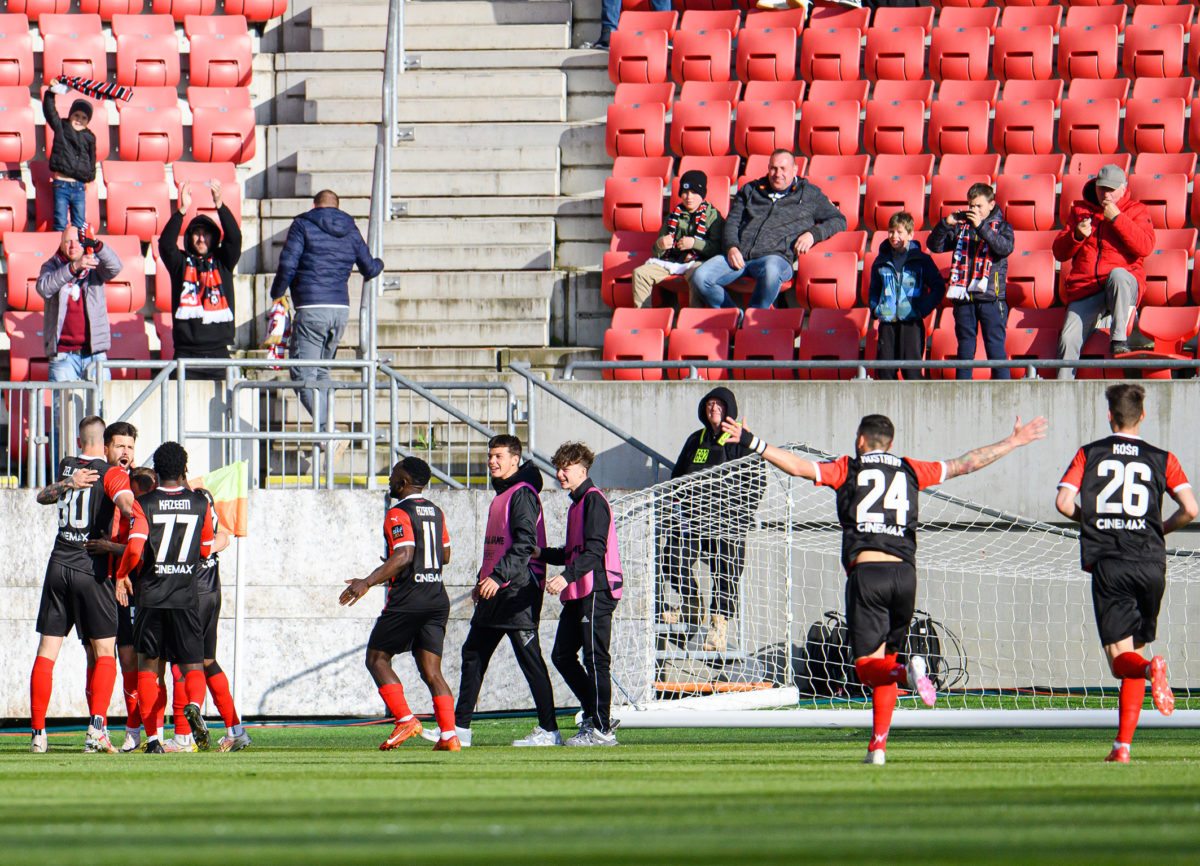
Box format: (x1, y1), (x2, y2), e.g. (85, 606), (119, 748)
(1192, 26), (1200, 80)
(0, 87), (35, 163)
(1141, 248), (1191, 305)
(813, 174), (860, 233)
(874, 153), (934, 182)
(1012, 230), (1058, 253)
(1057, 24), (1119, 80)
(736, 27), (797, 82)
(1130, 171), (1189, 230)
(928, 324), (988, 381)
(608, 29), (669, 84)
(873, 5), (934, 34)
(797, 308), (865, 381)
(793, 251), (859, 309)
(3, 310), (48, 381)
(7, 1), (70, 21)
(1004, 153), (1065, 181)
(600, 251), (640, 308)
(800, 27), (861, 82)
(223, 0), (287, 21)
(44, 89), (111, 162)
(1124, 97), (1186, 154)
(670, 100), (732, 156)
(1130, 77), (1196, 101)
(115, 86), (183, 163)
(112, 14), (180, 87)
(995, 172), (1057, 231)
(742, 7), (807, 35)
(79, 0), (144, 18)
(614, 81), (676, 105)
(1123, 23), (1185, 79)
(797, 99), (860, 156)
(863, 174), (925, 232)
(152, 310), (174, 358)
(1005, 249), (1058, 309)
(807, 79), (869, 104)
(171, 160), (240, 227)
(872, 79), (934, 109)
(617, 10), (677, 33)
(1126, 306), (1200, 379)
(185, 14), (252, 88)
(678, 9), (739, 34)
(992, 24), (1054, 81)
(0, 14), (34, 87)
(613, 155), (672, 183)
(993, 98), (1055, 155)
(809, 4), (868, 32)
(677, 154), (738, 188)
(1157, 227), (1199, 258)
(603, 176), (663, 233)
(606, 102), (666, 157)
(678, 80), (736, 104)
(937, 79), (999, 108)
(667, 329), (731, 381)
(3, 231), (61, 311)
(40, 14), (107, 84)
(733, 100), (794, 158)
(612, 307), (674, 333)
(151, 0), (216, 21)
(1005, 308), (1066, 380)
(671, 29), (732, 83)
(939, 6), (999, 34)
(863, 99), (924, 155)
(1067, 76), (1130, 107)
(808, 153), (870, 183)
(0, 176), (27, 235)
(677, 308), (738, 331)
(864, 25), (926, 82)
(31, 161), (100, 232)
(733, 328), (796, 380)
(1067, 152), (1129, 178)
(741, 80), (803, 105)
(102, 160), (170, 241)
(92, 234), (146, 313)
(927, 176), (983, 226)
(999, 5), (1062, 34)
(1001, 78), (1064, 108)
(1131, 5), (1195, 29)
(1058, 97), (1120, 154)
(928, 98), (990, 155)
(187, 87), (256, 163)
(742, 307), (805, 332)
(1064, 4), (1125, 35)
(1058, 174), (1091, 227)
(929, 26), (990, 81)
(603, 328), (666, 381)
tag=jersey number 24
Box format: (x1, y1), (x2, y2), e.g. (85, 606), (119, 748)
(856, 469), (911, 525)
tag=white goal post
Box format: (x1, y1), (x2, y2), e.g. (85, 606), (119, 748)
(605, 446), (1200, 728)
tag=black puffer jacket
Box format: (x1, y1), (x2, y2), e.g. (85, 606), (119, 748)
(473, 461), (546, 631)
(723, 178), (847, 266)
(44, 89), (96, 182)
(158, 206), (242, 356)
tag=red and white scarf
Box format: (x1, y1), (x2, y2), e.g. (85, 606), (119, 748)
(662, 202), (708, 263)
(61, 76), (133, 103)
(948, 222), (993, 299)
(176, 256), (232, 323)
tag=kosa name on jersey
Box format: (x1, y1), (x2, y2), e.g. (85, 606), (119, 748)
(1111, 441), (1140, 457)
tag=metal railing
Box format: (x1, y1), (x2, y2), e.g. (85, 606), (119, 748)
(1, 382), (101, 487)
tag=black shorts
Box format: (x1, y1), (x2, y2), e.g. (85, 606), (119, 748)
(367, 607), (449, 657)
(36, 561), (118, 642)
(133, 606), (204, 665)
(199, 590), (221, 660)
(845, 561), (917, 659)
(117, 603), (134, 646)
(1091, 559), (1166, 647)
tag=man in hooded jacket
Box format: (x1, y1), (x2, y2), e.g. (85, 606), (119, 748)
(659, 387), (765, 653)
(158, 180), (241, 380)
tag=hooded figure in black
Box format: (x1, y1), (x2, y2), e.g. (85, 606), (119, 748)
(660, 386), (766, 653)
(158, 181), (242, 379)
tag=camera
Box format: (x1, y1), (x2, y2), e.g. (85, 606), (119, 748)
(80, 235), (99, 253)
(953, 211), (970, 221)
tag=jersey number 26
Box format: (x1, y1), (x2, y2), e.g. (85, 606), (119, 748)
(1095, 460), (1151, 517)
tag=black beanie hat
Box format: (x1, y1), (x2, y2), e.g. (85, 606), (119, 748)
(69, 99), (93, 122)
(679, 170), (707, 197)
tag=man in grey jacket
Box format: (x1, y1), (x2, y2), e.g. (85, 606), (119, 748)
(691, 150), (846, 310)
(37, 224), (122, 382)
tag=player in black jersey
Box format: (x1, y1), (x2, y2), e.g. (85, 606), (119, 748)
(340, 457), (460, 752)
(1056, 384), (1197, 763)
(29, 417), (140, 754)
(722, 412), (1046, 764)
(114, 442), (215, 754)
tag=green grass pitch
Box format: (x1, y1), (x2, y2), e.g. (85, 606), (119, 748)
(3, 719), (1200, 865)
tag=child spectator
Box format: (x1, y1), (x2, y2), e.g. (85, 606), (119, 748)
(868, 212), (945, 381)
(44, 80), (97, 232)
(630, 170), (724, 308)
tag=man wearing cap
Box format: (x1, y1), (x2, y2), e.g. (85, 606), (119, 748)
(630, 170), (725, 308)
(1053, 164), (1156, 379)
(691, 149), (846, 310)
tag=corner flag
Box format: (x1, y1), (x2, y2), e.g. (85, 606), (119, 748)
(189, 460), (249, 537)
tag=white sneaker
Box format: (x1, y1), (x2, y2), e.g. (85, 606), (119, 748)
(83, 725), (118, 754)
(512, 726), (562, 747)
(163, 735), (198, 753)
(565, 719), (596, 747)
(419, 725), (472, 747)
(30, 731), (48, 754)
(863, 749), (886, 765)
(590, 727), (620, 747)
(119, 729), (142, 753)
(218, 730), (252, 752)
(906, 655), (937, 707)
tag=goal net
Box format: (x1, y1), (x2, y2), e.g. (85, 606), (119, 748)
(607, 445), (1200, 728)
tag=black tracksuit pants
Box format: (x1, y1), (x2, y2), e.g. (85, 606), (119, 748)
(455, 624), (558, 731)
(551, 591), (618, 732)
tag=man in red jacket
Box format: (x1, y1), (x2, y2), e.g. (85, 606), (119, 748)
(1053, 164), (1155, 380)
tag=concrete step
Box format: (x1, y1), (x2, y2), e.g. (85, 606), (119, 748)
(392, 121), (603, 156)
(402, 1), (572, 26)
(383, 295), (549, 322)
(378, 271), (556, 299)
(262, 195), (600, 220)
(306, 70), (566, 100)
(312, 23), (570, 52)
(297, 144), (559, 173)
(378, 217), (555, 247)
(556, 240), (610, 270)
(561, 165), (616, 196)
(386, 244), (553, 272)
(348, 319), (549, 348)
(306, 95), (565, 124)
(409, 48), (606, 71)
(294, 169), (560, 198)
(380, 347), (503, 372)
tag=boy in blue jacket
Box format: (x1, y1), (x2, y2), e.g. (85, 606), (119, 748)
(868, 212), (945, 381)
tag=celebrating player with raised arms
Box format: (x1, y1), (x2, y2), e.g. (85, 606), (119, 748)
(722, 413), (1046, 764)
(340, 457), (459, 751)
(1055, 384), (1197, 763)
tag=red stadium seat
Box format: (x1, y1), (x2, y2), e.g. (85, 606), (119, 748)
(1067, 152), (1129, 178)
(817, 231), (868, 261)
(1063, 5), (1125, 35)
(1059, 174), (1092, 227)
(1134, 152), (1197, 177)
(600, 251), (641, 308)
(863, 99), (924, 156)
(615, 82), (676, 105)
(864, 26), (926, 82)
(995, 172), (1057, 231)
(3, 310), (49, 381)
(115, 86), (183, 163)
(813, 174), (860, 232)
(112, 14), (180, 87)
(1122, 23), (1185, 79)
(742, 308), (805, 332)
(798, 309), (865, 381)
(809, 5), (868, 33)
(794, 251), (860, 309)
(609, 230), (656, 255)
(873, 6), (934, 35)
(603, 176), (663, 233)
(44, 88), (111, 162)
(606, 102), (666, 157)
(1005, 249), (1058, 309)
(807, 80), (869, 104)
(1004, 153), (1065, 182)
(150, 0), (215, 21)
(668, 174), (729, 216)
(678, 81), (736, 104)
(736, 153), (770, 189)
(667, 329), (731, 381)
(6, 1), (70, 20)
(927, 175), (987, 226)
(677, 308), (739, 331)
(40, 14), (107, 85)
(1058, 97), (1120, 154)
(733, 100), (794, 158)
(928, 26), (990, 81)
(1124, 307), (1200, 380)
(741, 80), (803, 105)
(0, 87), (35, 162)
(1066, 77), (1130, 106)
(671, 29), (732, 83)
(153, 310), (174, 358)
(1192, 26), (1200, 80)
(1157, 227), (1198, 258)
(937, 79), (999, 108)
(807, 154), (870, 184)
(1005, 308), (1066, 379)
(171, 161), (240, 228)
(608, 29), (669, 84)
(1130, 77), (1195, 101)
(999, 5), (1062, 34)
(611, 307), (674, 333)
(678, 9), (739, 34)
(0, 14), (34, 87)
(1057, 24), (1119, 80)
(670, 100), (732, 156)
(733, 329), (796, 380)
(0, 176), (27, 235)
(185, 14), (252, 88)
(677, 154), (739, 188)
(797, 99), (861, 156)
(31, 161), (100, 232)
(928, 323), (988, 381)
(938, 7), (999, 33)
(873, 153), (934, 182)
(603, 328), (666, 381)
(1012, 230), (1058, 253)
(872, 79), (934, 109)
(94, 234), (145, 313)
(1129, 171), (1189, 230)
(617, 10), (677, 32)
(800, 27), (861, 83)
(736, 27), (797, 82)
(222, 0), (287, 21)
(79, 0), (145, 18)
(928, 98), (990, 156)
(1140, 248), (1191, 305)
(992, 24), (1054, 81)
(102, 160), (171, 242)
(992, 98), (1055, 155)
(187, 87), (256, 164)
(1123, 97), (1186, 154)
(613, 155), (672, 182)
(1001, 78), (1064, 108)
(3, 231), (61, 311)
(863, 174), (925, 232)
(1131, 6), (1195, 29)
(742, 7), (807, 36)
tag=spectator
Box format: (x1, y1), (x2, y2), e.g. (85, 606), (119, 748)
(584, 0), (671, 50)
(630, 171), (724, 308)
(691, 150), (846, 311)
(270, 190), (384, 431)
(158, 180), (241, 380)
(1054, 164), (1155, 380)
(43, 80), (96, 232)
(928, 183), (1014, 381)
(868, 212), (944, 381)
(36, 224), (121, 382)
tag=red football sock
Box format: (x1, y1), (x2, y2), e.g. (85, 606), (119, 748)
(122, 671), (141, 728)
(432, 694), (455, 735)
(869, 683), (898, 753)
(172, 675), (191, 736)
(855, 657), (904, 688)
(30, 656), (55, 730)
(85, 665), (93, 711)
(88, 656), (117, 721)
(206, 671), (241, 727)
(1113, 652), (1150, 680)
(154, 679), (167, 733)
(185, 669), (207, 706)
(137, 672), (161, 738)
(379, 683), (412, 721)
(1117, 677), (1145, 745)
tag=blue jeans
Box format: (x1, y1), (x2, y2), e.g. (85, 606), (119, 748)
(49, 350), (108, 382)
(52, 179), (87, 231)
(690, 254), (793, 309)
(953, 299), (1010, 380)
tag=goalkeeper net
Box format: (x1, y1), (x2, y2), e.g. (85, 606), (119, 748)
(607, 445), (1200, 727)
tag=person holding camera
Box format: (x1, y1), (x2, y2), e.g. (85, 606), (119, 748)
(36, 223), (122, 382)
(927, 183), (1014, 380)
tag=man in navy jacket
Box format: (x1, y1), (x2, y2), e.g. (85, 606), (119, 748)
(270, 190), (384, 431)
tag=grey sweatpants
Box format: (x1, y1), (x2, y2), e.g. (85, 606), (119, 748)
(289, 305), (349, 430)
(1056, 268), (1137, 381)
